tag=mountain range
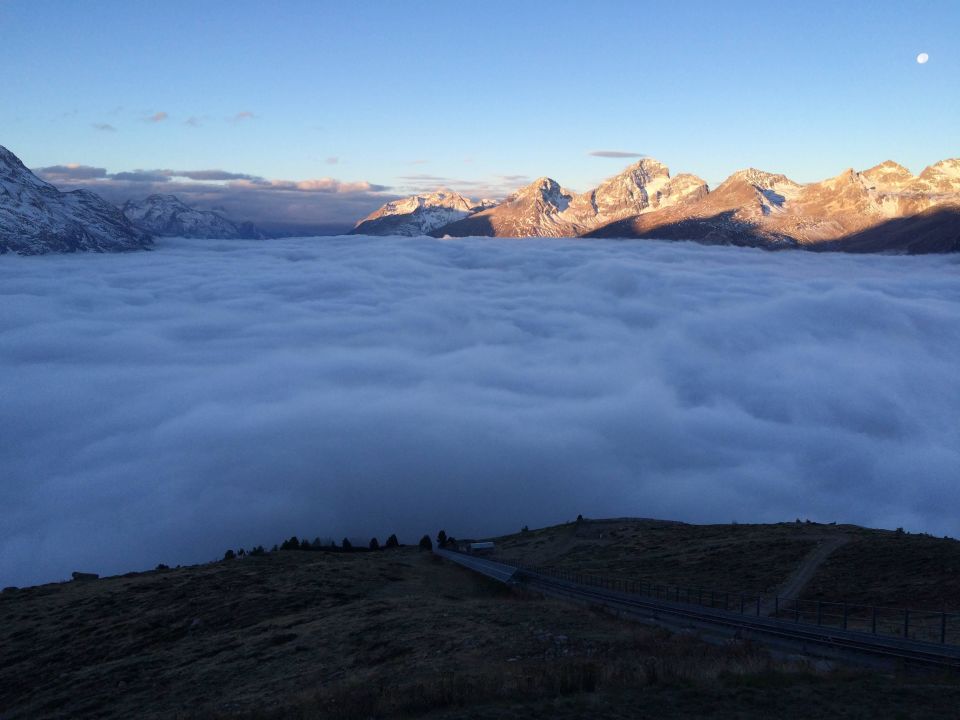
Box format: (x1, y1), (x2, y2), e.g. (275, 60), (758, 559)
(0, 145), (152, 255)
(354, 157), (960, 253)
(0, 145), (265, 254)
(4, 141), (960, 255)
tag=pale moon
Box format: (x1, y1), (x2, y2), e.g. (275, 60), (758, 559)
(917, 52), (929, 64)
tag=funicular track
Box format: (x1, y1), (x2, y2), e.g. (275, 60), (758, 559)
(435, 548), (960, 671)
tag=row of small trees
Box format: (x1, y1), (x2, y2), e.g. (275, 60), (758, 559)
(418, 529), (459, 552)
(221, 533), (403, 561)
(219, 527), (476, 562)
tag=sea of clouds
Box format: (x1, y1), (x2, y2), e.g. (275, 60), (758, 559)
(2, 236), (959, 587)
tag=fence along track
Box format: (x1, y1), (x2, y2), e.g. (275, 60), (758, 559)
(435, 548), (960, 670)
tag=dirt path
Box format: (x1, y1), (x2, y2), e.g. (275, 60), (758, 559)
(762, 534), (849, 615)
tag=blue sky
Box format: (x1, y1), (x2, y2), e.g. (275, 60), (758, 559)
(1, 0), (957, 228)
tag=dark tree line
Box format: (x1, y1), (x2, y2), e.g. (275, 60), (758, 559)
(218, 532), (403, 561)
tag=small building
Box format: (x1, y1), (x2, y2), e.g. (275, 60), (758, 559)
(468, 541), (494, 555)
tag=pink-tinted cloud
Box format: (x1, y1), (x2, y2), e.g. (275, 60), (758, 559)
(36, 164), (108, 180)
(147, 111), (169, 123)
(231, 111), (256, 122)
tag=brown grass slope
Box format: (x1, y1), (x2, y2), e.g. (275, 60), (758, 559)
(493, 518), (829, 594)
(0, 548), (790, 719)
(4, 523), (960, 719)
(492, 518), (960, 609)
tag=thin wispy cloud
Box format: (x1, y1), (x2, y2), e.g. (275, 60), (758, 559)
(231, 111), (256, 122)
(396, 173), (529, 199)
(326, 157), (339, 165)
(175, 169), (258, 181)
(589, 150), (645, 158)
(91, 123), (117, 132)
(2, 239), (958, 587)
(147, 111), (169, 123)
(184, 116), (202, 127)
(397, 174), (456, 183)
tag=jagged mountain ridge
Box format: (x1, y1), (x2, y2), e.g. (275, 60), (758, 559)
(355, 156), (960, 253)
(0, 145), (152, 255)
(432, 159), (708, 238)
(436, 177), (583, 238)
(589, 159), (960, 251)
(122, 194), (263, 239)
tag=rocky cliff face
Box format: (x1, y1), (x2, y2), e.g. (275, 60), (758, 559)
(122, 195), (263, 239)
(918, 159), (960, 194)
(438, 178), (582, 238)
(582, 158), (708, 222)
(588, 159), (960, 252)
(0, 145), (152, 255)
(433, 159), (708, 238)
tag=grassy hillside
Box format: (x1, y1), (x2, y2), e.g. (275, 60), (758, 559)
(491, 518), (960, 610)
(805, 530), (960, 609)
(492, 518), (833, 594)
(3, 525), (960, 718)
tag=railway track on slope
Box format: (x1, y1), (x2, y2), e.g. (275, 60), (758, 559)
(435, 548), (960, 671)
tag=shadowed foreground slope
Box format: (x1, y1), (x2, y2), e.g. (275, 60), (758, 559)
(4, 531), (960, 718)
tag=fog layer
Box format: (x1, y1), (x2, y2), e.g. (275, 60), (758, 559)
(2, 237), (959, 586)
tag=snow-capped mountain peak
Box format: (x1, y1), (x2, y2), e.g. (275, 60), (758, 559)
(0, 145), (152, 255)
(376, 189), (475, 217)
(508, 177), (572, 211)
(918, 158), (960, 193)
(861, 160), (915, 190)
(727, 168), (801, 190)
(122, 194), (262, 239)
(351, 188), (480, 236)
(580, 158), (708, 223)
